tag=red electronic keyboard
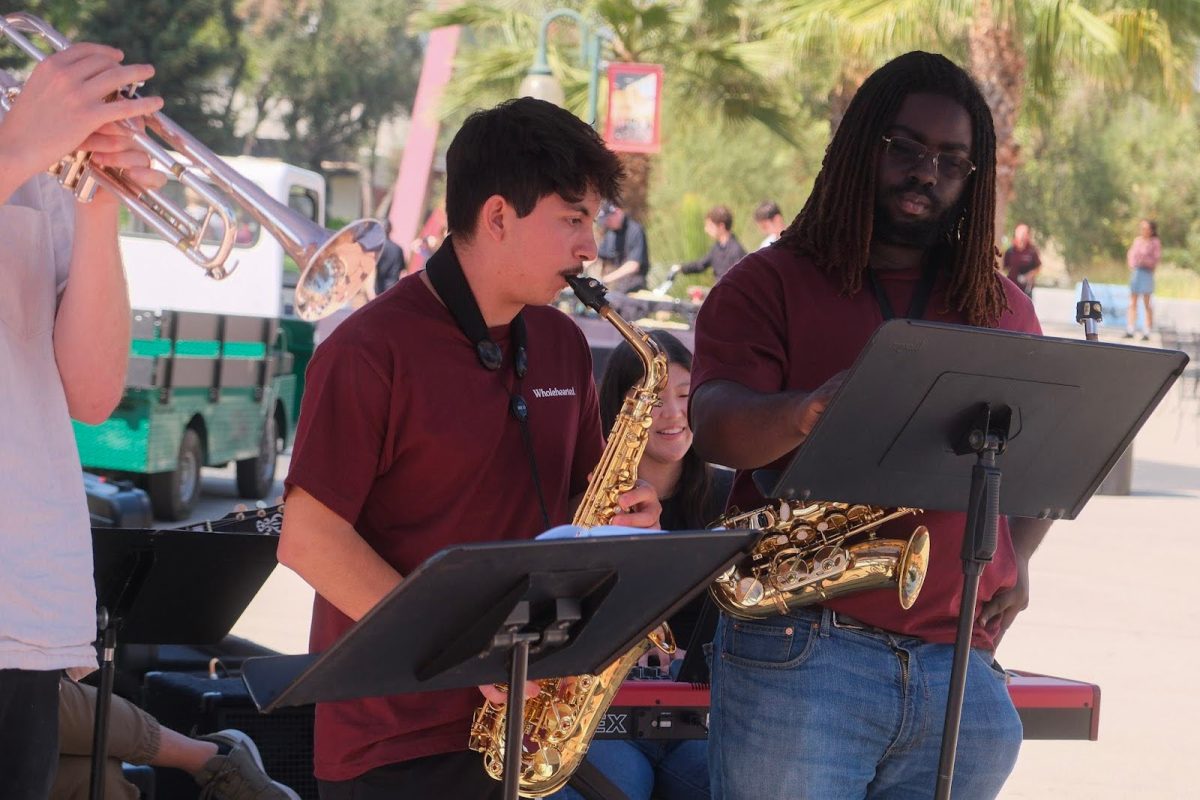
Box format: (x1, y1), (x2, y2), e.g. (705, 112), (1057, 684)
(597, 671), (1100, 742)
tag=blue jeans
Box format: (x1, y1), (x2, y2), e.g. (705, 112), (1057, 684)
(709, 607), (1022, 800)
(1130, 266), (1155, 296)
(550, 738), (710, 800)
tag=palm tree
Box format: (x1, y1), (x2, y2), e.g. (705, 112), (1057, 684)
(763, 0), (1200, 238)
(415, 0), (799, 219)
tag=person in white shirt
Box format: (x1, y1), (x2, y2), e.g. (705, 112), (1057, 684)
(0, 41), (164, 798)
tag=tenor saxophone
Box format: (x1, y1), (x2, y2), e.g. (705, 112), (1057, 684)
(468, 276), (675, 797)
(711, 500), (931, 619)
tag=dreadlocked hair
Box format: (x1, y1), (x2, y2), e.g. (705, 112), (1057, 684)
(778, 51), (1008, 327)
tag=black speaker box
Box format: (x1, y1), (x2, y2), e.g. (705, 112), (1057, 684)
(141, 671), (316, 800)
(121, 764), (155, 799)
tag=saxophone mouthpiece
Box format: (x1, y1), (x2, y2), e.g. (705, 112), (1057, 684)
(1075, 278), (1102, 342)
(566, 274), (611, 313)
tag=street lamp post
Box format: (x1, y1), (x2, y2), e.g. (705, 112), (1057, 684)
(518, 8), (605, 129)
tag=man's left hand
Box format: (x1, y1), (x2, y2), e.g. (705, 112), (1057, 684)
(610, 478), (662, 529)
(978, 555), (1030, 646)
(83, 118), (167, 205)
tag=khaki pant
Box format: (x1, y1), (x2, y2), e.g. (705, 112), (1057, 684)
(53, 678), (161, 800)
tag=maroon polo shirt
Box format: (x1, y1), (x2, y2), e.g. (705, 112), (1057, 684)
(1003, 243), (1041, 282)
(690, 246), (1041, 651)
(285, 272), (604, 781)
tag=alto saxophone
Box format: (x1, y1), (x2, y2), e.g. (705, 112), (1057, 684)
(468, 275), (675, 797)
(711, 500), (931, 619)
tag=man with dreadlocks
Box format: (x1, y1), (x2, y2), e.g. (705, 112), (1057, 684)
(689, 52), (1047, 798)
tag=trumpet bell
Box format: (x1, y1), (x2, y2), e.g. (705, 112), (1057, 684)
(294, 219), (387, 321)
(2, 12), (387, 321)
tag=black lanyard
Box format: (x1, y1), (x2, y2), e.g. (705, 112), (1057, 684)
(424, 237), (550, 529)
(865, 260), (941, 321)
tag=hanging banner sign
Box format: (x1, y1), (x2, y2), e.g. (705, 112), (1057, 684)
(604, 63), (663, 154)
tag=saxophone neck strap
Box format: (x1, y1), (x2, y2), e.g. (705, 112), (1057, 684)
(424, 236), (548, 529)
(425, 236), (528, 377)
(865, 259), (941, 322)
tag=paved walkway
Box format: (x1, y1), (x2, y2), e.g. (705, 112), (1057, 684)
(227, 326), (1199, 799)
(997, 334), (1199, 799)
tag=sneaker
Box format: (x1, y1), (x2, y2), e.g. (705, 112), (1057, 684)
(1123, 331), (1135, 339)
(1141, 334), (1152, 342)
(194, 729), (301, 800)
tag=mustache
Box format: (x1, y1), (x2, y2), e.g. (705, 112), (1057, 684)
(887, 180), (941, 209)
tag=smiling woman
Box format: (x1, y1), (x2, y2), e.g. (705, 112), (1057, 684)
(598, 329), (730, 534)
(547, 328), (734, 800)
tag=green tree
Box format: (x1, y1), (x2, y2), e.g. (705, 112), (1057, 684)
(236, 0), (422, 170)
(765, 0), (1200, 239)
(3, 0), (245, 152)
(1013, 85), (1200, 280)
(417, 0), (799, 220)
(648, 89), (830, 268)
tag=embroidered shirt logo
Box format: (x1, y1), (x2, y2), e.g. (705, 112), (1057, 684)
(531, 387), (577, 399)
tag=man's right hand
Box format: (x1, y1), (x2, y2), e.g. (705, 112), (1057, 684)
(478, 681), (542, 705)
(793, 370), (848, 445)
(0, 43), (162, 187)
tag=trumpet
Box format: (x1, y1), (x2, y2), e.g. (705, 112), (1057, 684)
(0, 12), (385, 321)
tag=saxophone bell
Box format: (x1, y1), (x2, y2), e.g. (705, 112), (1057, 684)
(711, 501), (931, 619)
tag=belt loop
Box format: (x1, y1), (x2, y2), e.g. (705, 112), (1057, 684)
(818, 606), (834, 638)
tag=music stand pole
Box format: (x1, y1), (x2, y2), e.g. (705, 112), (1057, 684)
(88, 608), (117, 800)
(935, 408), (1006, 799)
(503, 640), (531, 800)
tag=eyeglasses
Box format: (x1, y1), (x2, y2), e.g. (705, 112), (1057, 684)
(882, 135), (976, 181)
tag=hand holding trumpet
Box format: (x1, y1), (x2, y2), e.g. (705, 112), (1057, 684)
(0, 39), (165, 197)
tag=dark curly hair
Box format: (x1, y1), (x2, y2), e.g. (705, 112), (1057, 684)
(778, 51), (1008, 326)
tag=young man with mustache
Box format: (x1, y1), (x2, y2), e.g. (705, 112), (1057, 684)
(689, 52), (1047, 799)
(278, 98), (661, 798)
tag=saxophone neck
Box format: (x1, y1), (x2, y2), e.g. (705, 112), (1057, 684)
(567, 274), (667, 392)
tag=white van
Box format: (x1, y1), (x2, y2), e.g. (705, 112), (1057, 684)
(118, 156), (326, 318)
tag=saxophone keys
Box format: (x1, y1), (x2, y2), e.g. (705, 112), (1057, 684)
(823, 513), (848, 530)
(811, 546), (850, 577)
(765, 533), (790, 549)
(792, 525), (816, 544)
(552, 704), (576, 733)
(770, 555), (811, 592)
(845, 505), (870, 521)
(527, 741), (562, 780)
(734, 576), (765, 607)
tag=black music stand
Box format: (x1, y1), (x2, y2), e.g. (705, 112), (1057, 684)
(764, 319), (1186, 800)
(89, 524), (280, 800)
(241, 530), (757, 800)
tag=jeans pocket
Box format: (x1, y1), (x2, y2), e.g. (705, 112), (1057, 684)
(973, 650), (1009, 682)
(722, 617), (818, 670)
